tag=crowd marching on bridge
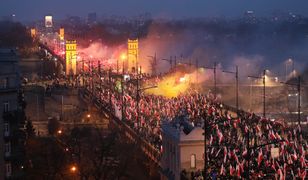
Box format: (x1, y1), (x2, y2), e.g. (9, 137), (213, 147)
(83, 70), (307, 179)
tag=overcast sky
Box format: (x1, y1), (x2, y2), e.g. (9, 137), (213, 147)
(1, 0), (308, 22)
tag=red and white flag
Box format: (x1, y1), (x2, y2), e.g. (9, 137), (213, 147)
(257, 149), (263, 166)
(229, 165), (235, 176)
(220, 164), (225, 175)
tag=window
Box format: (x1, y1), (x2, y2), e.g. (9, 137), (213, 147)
(0, 78), (8, 88)
(4, 142), (11, 156)
(5, 77), (9, 88)
(190, 154), (196, 168)
(4, 123), (9, 136)
(5, 163), (12, 177)
(4, 101), (9, 112)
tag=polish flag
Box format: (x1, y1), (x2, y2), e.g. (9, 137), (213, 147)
(300, 155), (306, 168)
(277, 168), (284, 180)
(244, 125), (249, 134)
(257, 149), (263, 166)
(209, 135), (213, 146)
(229, 165), (235, 176)
(242, 148), (247, 157)
(298, 168), (307, 180)
(220, 164), (225, 175)
(269, 130), (276, 140)
(271, 161), (276, 171)
(275, 132), (282, 140)
(291, 151), (298, 161)
(217, 130), (223, 145)
(223, 147), (227, 163)
(256, 125), (261, 133)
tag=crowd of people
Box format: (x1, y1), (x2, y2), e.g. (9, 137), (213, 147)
(84, 70), (307, 179)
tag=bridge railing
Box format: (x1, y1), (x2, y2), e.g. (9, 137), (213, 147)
(79, 88), (162, 166)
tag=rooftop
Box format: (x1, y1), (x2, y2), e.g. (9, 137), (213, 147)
(162, 115), (204, 142)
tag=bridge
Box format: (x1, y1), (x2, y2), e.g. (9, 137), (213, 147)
(78, 88), (162, 174)
(38, 42), (65, 66)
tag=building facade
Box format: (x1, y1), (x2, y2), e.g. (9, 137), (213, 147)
(161, 118), (204, 180)
(0, 49), (24, 179)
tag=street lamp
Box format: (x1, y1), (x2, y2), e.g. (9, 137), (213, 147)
(70, 165), (77, 173)
(222, 65), (239, 114)
(136, 85), (158, 127)
(148, 53), (157, 76)
(200, 62), (217, 99)
(248, 69), (266, 117)
(202, 113), (221, 179)
(280, 76), (302, 127)
(162, 56), (173, 72)
(120, 53), (127, 121)
(57, 130), (62, 135)
(245, 133), (285, 179)
(134, 67), (157, 127)
(285, 58), (295, 81)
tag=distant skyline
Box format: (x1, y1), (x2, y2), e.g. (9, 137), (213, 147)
(1, 0), (308, 22)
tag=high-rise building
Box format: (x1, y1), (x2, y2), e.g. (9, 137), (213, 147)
(45, 15), (53, 28)
(0, 49), (25, 179)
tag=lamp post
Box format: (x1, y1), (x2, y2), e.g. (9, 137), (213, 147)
(222, 66), (239, 114)
(108, 67), (112, 112)
(245, 137), (285, 179)
(196, 59), (199, 85)
(174, 56), (177, 72)
(136, 84), (157, 127)
(147, 53), (157, 76)
(82, 60), (85, 88)
(248, 69), (266, 117)
(87, 60), (90, 91)
(285, 58), (294, 81)
(200, 62), (217, 99)
(70, 165), (78, 180)
(117, 58), (119, 74)
(162, 56), (173, 72)
(98, 60), (102, 100)
(134, 66), (157, 127)
(280, 76), (302, 126)
(202, 113), (221, 179)
(249, 77), (253, 111)
(120, 53), (127, 121)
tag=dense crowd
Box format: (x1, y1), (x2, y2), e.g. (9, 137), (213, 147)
(85, 71), (307, 179)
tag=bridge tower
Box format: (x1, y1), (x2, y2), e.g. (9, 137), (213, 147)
(65, 40), (77, 75)
(127, 39), (138, 73)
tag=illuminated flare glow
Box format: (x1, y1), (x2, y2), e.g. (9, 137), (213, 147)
(146, 73), (190, 98)
(120, 53), (127, 60)
(179, 77), (186, 82)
